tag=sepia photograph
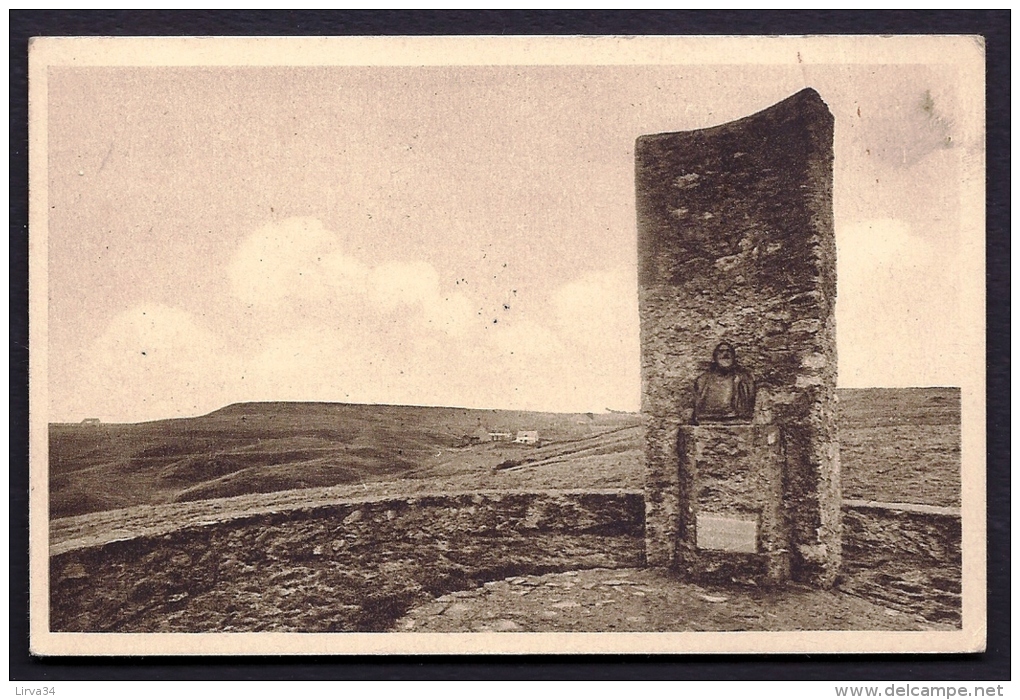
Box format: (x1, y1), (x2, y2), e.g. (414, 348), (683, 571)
(28, 35), (986, 655)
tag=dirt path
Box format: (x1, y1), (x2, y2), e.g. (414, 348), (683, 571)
(396, 568), (950, 633)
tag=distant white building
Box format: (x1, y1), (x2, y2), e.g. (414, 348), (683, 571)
(80, 418), (101, 426)
(514, 430), (539, 445)
(489, 431), (513, 442)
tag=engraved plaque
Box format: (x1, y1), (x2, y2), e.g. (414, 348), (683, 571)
(696, 514), (758, 553)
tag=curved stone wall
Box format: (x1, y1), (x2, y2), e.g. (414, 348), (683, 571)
(839, 500), (962, 625)
(49, 491), (960, 632)
(50, 490), (645, 633)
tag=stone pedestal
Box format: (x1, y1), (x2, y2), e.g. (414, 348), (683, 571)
(677, 424), (789, 585)
(637, 88), (841, 586)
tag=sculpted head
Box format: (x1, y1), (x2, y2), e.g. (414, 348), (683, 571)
(712, 342), (736, 372)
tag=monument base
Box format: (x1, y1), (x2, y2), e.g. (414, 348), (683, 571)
(677, 424), (790, 586)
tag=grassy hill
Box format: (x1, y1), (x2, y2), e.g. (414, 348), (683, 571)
(49, 388), (961, 520)
(837, 387), (961, 508)
(49, 402), (640, 519)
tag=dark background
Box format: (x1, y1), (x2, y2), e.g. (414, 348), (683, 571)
(10, 10), (1010, 681)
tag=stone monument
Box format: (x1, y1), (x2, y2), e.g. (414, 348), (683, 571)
(636, 88), (841, 586)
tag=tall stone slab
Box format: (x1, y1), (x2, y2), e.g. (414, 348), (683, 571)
(636, 89), (841, 586)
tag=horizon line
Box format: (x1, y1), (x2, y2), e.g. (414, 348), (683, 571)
(51, 385), (962, 426)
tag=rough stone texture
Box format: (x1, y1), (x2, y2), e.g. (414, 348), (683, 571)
(839, 501), (961, 626)
(677, 425), (789, 584)
(47, 491), (959, 632)
(49, 490), (644, 632)
(397, 567), (952, 633)
(637, 88), (840, 585)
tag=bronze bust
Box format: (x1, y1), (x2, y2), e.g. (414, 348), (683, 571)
(692, 342), (756, 424)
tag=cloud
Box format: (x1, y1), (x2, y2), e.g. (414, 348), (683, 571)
(79, 221), (646, 421)
(422, 292), (475, 338)
(554, 269), (637, 341)
(368, 260), (439, 309)
(224, 261), (644, 415)
(836, 218), (960, 387)
(228, 217), (475, 337)
(553, 268), (640, 373)
(238, 326), (402, 405)
(549, 269), (641, 411)
(368, 260), (475, 338)
(490, 318), (564, 360)
(94, 305), (219, 361)
(228, 217), (366, 305)
(84, 305), (237, 422)
(318, 249), (371, 295)
(836, 218), (920, 275)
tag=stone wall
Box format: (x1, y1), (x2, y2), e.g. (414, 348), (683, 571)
(677, 424), (789, 584)
(840, 500), (962, 626)
(48, 491), (959, 631)
(50, 490), (644, 633)
(637, 88), (840, 584)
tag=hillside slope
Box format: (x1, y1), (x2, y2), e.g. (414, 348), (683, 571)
(49, 388), (960, 521)
(50, 402), (639, 519)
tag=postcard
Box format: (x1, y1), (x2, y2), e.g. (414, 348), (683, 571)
(29, 35), (986, 655)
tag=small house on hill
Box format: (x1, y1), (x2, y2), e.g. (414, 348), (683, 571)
(489, 431), (513, 442)
(514, 430), (539, 445)
(80, 418), (101, 426)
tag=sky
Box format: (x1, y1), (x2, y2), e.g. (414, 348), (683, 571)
(44, 55), (983, 423)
